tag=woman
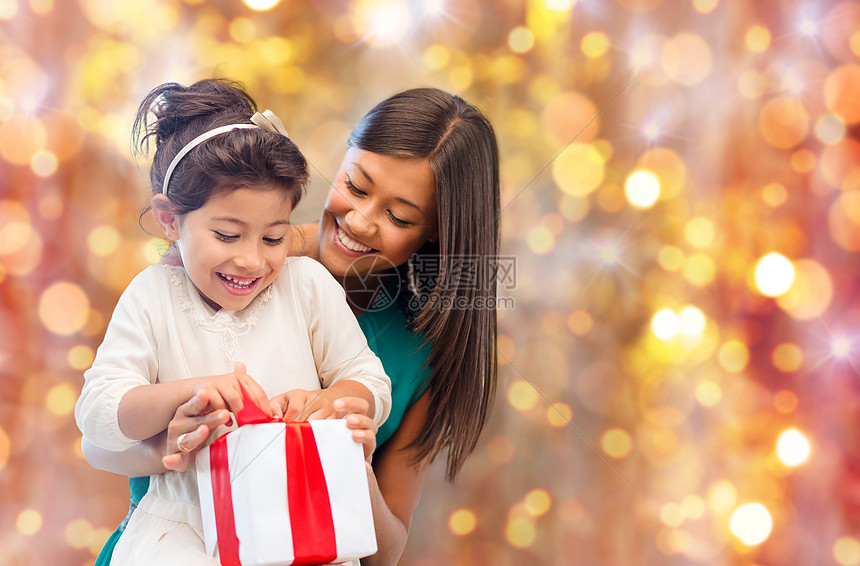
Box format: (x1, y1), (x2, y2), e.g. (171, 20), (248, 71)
(85, 87), (500, 565)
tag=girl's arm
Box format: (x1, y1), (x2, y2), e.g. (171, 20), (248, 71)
(361, 393), (432, 566)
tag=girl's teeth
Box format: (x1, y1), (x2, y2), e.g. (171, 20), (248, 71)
(222, 274), (255, 288)
(337, 226), (372, 252)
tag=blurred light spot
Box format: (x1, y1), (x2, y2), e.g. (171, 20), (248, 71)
(777, 259), (833, 319)
(228, 17), (256, 42)
(543, 92), (600, 147)
(773, 389), (799, 414)
(0, 426), (8, 470)
(16, 509), (42, 535)
(834, 537), (860, 566)
(692, 0), (718, 13)
(423, 44), (449, 70)
(655, 527), (691, 555)
(662, 33), (712, 85)
(525, 489), (552, 516)
(601, 428), (633, 459)
(423, 0), (445, 15)
(718, 340), (749, 373)
(526, 225), (554, 255)
(791, 148), (816, 173)
(448, 65), (473, 90)
(242, 0), (280, 10)
(777, 428), (811, 467)
(625, 169), (661, 208)
(506, 516), (536, 548)
(832, 336), (853, 358)
(38, 193), (63, 220)
(738, 69), (767, 99)
(0, 220), (33, 255)
(678, 306), (706, 336)
(544, 0), (574, 11)
(496, 334), (515, 365)
(772, 343), (803, 372)
(143, 238), (169, 265)
(0, 113), (47, 165)
(660, 502), (685, 527)
(595, 241), (621, 265)
(658, 245), (685, 271)
(546, 402), (573, 428)
(354, 0), (411, 47)
(581, 31), (610, 58)
(65, 518), (93, 549)
(46, 383), (77, 416)
(30, 149), (58, 177)
(508, 26), (535, 54)
(567, 310), (593, 335)
(629, 34), (663, 71)
(798, 16), (818, 36)
(695, 379), (722, 407)
(824, 64), (860, 124)
(0, 0), (18, 19)
(67, 344), (95, 370)
(681, 495), (706, 519)
(89, 528), (113, 556)
(816, 113), (847, 144)
(853, 32), (860, 57)
(729, 503), (773, 546)
(642, 119), (660, 141)
(558, 194), (590, 222)
(682, 253), (716, 287)
(755, 252), (795, 297)
(552, 143), (604, 196)
(684, 216), (715, 248)
(88, 225), (121, 257)
(636, 148), (686, 199)
(38, 282), (90, 335)
(507, 380), (539, 411)
(652, 308), (680, 340)
(745, 25), (771, 52)
(829, 190), (860, 250)
(759, 96), (810, 149)
(761, 182), (788, 207)
(449, 508), (476, 536)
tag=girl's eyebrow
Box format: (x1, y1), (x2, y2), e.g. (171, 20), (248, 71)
(211, 217), (289, 227)
(352, 162), (427, 217)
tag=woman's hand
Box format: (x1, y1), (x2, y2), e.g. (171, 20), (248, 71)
(162, 389), (233, 471)
(335, 397), (377, 464)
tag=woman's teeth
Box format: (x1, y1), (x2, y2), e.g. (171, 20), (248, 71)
(219, 274), (257, 289)
(337, 226), (373, 253)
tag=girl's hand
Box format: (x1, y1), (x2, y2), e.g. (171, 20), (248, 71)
(162, 389), (232, 471)
(193, 361), (272, 418)
(336, 397), (377, 464)
(270, 389), (338, 422)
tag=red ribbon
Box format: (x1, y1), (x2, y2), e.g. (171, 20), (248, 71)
(209, 386), (338, 565)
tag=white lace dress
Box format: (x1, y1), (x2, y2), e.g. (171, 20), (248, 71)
(75, 257), (390, 566)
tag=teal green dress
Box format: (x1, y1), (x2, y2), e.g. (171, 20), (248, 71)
(94, 293), (431, 565)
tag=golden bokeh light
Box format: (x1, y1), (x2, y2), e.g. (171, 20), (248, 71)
(661, 33), (712, 85)
(67, 344), (96, 370)
(776, 428), (811, 468)
(652, 308), (680, 340)
(242, 0), (280, 11)
(546, 402), (573, 428)
(729, 503), (773, 546)
(601, 428), (633, 459)
(834, 537), (860, 566)
(505, 516), (536, 548)
(64, 518), (93, 549)
(448, 509), (476, 536)
(581, 31), (610, 58)
(745, 25), (771, 52)
(758, 96), (810, 149)
(657, 245), (685, 271)
(754, 252), (795, 297)
(0, 427), (8, 470)
(625, 169), (661, 208)
(38, 282), (90, 335)
(776, 259), (833, 320)
(46, 383), (78, 416)
(718, 340), (749, 373)
(552, 142), (604, 196)
(684, 216), (715, 248)
(761, 182), (788, 207)
(773, 390), (799, 414)
(695, 379), (722, 407)
(16, 509), (42, 536)
(682, 253), (716, 287)
(507, 380), (539, 412)
(816, 113), (847, 145)
(824, 64), (860, 124)
(771, 343), (803, 373)
(678, 306), (706, 337)
(708, 480), (737, 515)
(524, 489), (552, 516)
(508, 26), (535, 54)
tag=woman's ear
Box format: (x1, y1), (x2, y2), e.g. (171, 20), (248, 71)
(151, 195), (180, 240)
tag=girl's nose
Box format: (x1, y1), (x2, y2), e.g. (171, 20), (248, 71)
(234, 240), (265, 271)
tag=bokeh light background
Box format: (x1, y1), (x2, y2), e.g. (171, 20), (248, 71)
(2, 0), (860, 564)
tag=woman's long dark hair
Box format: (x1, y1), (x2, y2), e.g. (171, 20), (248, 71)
(349, 88), (500, 480)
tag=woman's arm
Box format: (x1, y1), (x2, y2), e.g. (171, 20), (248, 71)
(362, 393), (432, 566)
(81, 434), (169, 477)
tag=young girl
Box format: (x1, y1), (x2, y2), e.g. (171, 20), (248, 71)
(75, 79), (391, 565)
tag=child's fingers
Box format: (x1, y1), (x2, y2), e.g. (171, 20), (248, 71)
(346, 413), (378, 434)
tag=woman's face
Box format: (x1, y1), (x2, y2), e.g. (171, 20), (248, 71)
(319, 147), (437, 279)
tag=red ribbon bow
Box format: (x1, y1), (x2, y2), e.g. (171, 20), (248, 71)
(208, 387), (338, 565)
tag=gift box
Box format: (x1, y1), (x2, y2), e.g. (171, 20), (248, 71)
(196, 392), (377, 566)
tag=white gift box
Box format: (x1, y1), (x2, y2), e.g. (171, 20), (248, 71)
(197, 418), (377, 566)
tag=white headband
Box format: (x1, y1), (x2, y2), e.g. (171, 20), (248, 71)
(161, 109), (290, 196)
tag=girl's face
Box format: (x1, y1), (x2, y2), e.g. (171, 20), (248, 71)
(158, 187), (293, 311)
(319, 147), (438, 278)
